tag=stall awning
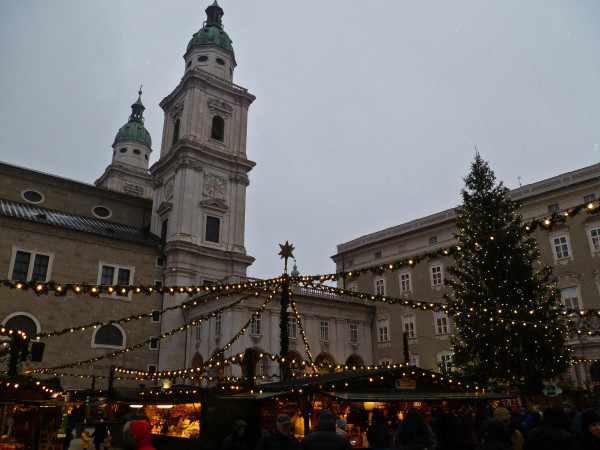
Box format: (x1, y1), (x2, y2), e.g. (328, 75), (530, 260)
(218, 391), (290, 400)
(321, 390), (515, 402)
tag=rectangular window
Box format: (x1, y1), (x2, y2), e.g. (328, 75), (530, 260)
(257, 360), (264, 377)
(149, 337), (159, 350)
(439, 354), (453, 372)
(584, 194), (596, 203)
(215, 313), (222, 336)
(429, 236), (438, 244)
(548, 203), (560, 213)
(195, 323), (202, 341)
(349, 324), (358, 344)
(561, 287), (580, 311)
(590, 227), (600, 252)
(251, 314), (262, 335)
(319, 320), (329, 341)
(379, 359), (391, 366)
(378, 319), (389, 342)
(374, 251), (382, 259)
(98, 263), (134, 298)
(288, 317), (297, 339)
(403, 315), (416, 338)
(435, 311), (449, 334)
(375, 278), (385, 296)
(156, 257), (165, 267)
(553, 236), (570, 259)
(400, 273), (411, 293)
(148, 364), (157, 373)
(431, 265), (443, 287)
(205, 216), (220, 243)
(155, 280), (163, 288)
(151, 311), (161, 323)
(347, 259), (354, 267)
(409, 355), (419, 367)
(11, 250), (51, 282)
(160, 219), (168, 243)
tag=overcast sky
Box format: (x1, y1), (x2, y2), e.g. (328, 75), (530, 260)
(1, 1), (599, 280)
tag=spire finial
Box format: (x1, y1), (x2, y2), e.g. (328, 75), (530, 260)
(139, 85), (143, 96)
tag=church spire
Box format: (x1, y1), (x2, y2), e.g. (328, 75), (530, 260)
(204, 1), (224, 29)
(129, 86), (145, 124)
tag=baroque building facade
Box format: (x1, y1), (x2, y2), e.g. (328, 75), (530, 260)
(332, 164), (600, 388)
(0, 2), (373, 390)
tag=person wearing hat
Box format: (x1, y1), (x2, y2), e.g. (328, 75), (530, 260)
(563, 401), (582, 435)
(257, 414), (301, 450)
(573, 408), (600, 450)
(221, 419), (249, 450)
(476, 419), (513, 450)
(493, 407), (524, 450)
(300, 410), (352, 450)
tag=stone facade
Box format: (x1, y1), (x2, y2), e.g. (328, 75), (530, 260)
(332, 163), (600, 388)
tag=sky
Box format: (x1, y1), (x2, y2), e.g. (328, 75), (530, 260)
(1, 1), (599, 280)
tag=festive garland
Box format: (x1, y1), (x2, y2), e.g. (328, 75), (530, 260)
(33, 288), (274, 373)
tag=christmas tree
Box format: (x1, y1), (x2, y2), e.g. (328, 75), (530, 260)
(445, 154), (570, 390)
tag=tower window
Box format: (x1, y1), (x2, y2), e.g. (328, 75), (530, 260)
(160, 219), (168, 244)
(172, 119), (180, 144)
(22, 190), (44, 203)
(216, 58), (225, 66)
(198, 55), (208, 62)
(119, 148), (127, 153)
(206, 216), (220, 243)
(186, 61), (192, 68)
(133, 149), (141, 155)
(211, 116), (225, 141)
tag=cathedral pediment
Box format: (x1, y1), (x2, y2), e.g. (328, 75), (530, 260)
(200, 198), (229, 212)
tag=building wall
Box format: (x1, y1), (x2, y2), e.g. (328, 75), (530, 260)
(333, 164), (600, 386)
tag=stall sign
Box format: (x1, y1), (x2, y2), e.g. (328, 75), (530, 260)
(395, 377), (416, 390)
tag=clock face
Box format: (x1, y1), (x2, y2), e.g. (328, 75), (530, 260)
(205, 175), (225, 198)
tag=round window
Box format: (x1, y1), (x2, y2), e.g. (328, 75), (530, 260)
(22, 190), (43, 203)
(120, 148), (127, 153)
(198, 55), (208, 62)
(216, 58), (225, 66)
(133, 149), (141, 155)
(93, 206), (111, 219)
(187, 61), (192, 68)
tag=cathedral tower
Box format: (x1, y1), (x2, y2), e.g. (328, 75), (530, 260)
(95, 89), (154, 197)
(150, 1), (256, 370)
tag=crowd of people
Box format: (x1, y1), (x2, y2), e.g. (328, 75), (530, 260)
(220, 401), (600, 450)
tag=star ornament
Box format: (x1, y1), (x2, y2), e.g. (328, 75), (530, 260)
(278, 241), (295, 260)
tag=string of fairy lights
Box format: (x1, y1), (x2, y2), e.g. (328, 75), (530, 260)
(1, 199), (599, 386)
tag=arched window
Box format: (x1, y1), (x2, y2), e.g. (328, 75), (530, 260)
(172, 119), (180, 145)
(4, 314), (38, 337)
(93, 325), (124, 347)
(211, 116), (224, 141)
(345, 354), (365, 368)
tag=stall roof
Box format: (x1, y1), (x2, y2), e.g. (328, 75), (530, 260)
(321, 390), (516, 402)
(218, 391), (289, 400)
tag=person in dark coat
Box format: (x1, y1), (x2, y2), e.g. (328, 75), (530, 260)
(221, 419), (249, 450)
(300, 410), (352, 450)
(393, 409), (436, 450)
(523, 405), (575, 450)
(476, 419), (513, 450)
(367, 409), (391, 450)
(91, 419), (108, 450)
(573, 408), (600, 450)
(564, 401), (583, 436)
(257, 414), (301, 450)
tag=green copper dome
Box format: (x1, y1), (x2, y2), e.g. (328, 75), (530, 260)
(114, 122), (152, 146)
(114, 91), (152, 146)
(187, 1), (234, 54)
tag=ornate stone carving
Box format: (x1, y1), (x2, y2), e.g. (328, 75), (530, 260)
(289, 338), (297, 351)
(156, 201), (173, 216)
(204, 174), (227, 199)
(230, 173), (250, 186)
(207, 98), (233, 117)
(124, 184), (144, 196)
(557, 273), (580, 288)
(250, 335), (262, 345)
(163, 179), (174, 201)
(320, 340), (329, 353)
(175, 158), (203, 173)
(376, 306), (390, 320)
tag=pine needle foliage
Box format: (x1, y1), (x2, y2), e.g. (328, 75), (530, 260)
(445, 154), (570, 390)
